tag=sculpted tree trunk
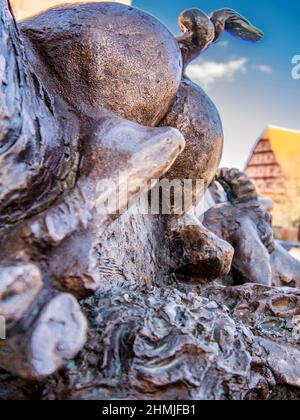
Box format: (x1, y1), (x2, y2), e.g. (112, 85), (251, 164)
(0, 0), (79, 228)
(0, 0), (89, 379)
(0, 0), (300, 400)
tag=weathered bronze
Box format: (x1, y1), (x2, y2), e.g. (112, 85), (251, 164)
(0, 1), (299, 400)
(204, 168), (300, 287)
(178, 8), (263, 68)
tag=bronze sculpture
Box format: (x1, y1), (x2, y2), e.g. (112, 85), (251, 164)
(178, 8), (263, 68)
(0, 1), (299, 400)
(204, 168), (300, 287)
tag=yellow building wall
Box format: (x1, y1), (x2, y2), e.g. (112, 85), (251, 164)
(11, 0), (132, 21)
(252, 127), (300, 241)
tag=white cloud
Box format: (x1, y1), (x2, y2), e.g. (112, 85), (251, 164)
(257, 64), (273, 74)
(218, 40), (230, 48)
(186, 58), (248, 89)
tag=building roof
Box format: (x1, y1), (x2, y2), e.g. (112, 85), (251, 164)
(246, 125), (300, 180)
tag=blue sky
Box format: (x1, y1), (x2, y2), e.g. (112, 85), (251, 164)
(133, 0), (300, 168)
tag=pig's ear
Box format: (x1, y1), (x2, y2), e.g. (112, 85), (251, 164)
(211, 9), (264, 43)
(232, 218), (272, 286)
(271, 244), (300, 288)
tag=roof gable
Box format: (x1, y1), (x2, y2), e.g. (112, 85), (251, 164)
(246, 126), (300, 180)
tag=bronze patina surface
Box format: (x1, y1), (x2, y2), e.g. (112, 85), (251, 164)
(0, 1), (299, 400)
